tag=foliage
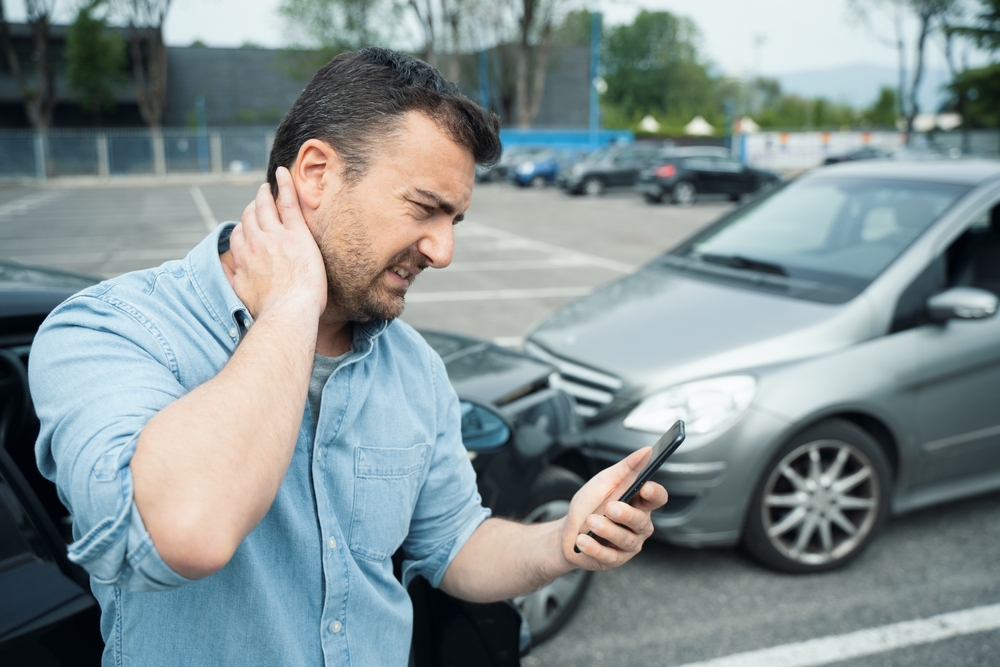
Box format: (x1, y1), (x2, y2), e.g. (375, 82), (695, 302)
(601, 10), (715, 130)
(862, 87), (897, 128)
(66, 0), (126, 116)
(948, 0), (1000, 50)
(278, 0), (401, 52)
(947, 64), (1000, 128)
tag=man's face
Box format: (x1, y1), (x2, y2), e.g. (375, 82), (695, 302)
(309, 111), (475, 322)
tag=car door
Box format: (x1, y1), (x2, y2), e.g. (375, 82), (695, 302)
(681, 157), (718, 193)
(608, 148), (636, 187)
(714, 158), (756, 195)
(906, 207), (1000, 488)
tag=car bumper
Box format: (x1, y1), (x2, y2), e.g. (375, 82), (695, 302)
(578, 406), (791, 548)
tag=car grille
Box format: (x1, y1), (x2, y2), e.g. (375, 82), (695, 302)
(524, 341), (623, 418)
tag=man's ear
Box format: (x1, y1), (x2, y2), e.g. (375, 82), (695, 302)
(291, 139), (343, 211)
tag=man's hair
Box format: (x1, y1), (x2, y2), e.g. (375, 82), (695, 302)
(267, 47), (502, 192)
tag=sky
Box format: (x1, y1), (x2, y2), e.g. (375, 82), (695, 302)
(5, 0), (987, 82)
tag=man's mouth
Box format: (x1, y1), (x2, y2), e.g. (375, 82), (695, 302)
(386, 264), (419, 288)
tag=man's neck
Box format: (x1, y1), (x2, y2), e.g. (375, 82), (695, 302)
(219, 249), (352, 357)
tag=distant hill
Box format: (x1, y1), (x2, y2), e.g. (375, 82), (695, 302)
(775, 63), (952, 112)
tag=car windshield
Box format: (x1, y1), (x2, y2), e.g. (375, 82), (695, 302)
(670, 178), (970, 302)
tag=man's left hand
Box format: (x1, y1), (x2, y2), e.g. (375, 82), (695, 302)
(562, 448), (668, 570)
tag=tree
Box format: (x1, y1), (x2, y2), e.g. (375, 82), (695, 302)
(947, 64), (1000, 129)
(849, 0), (959, 140)
(863, 86), (898, 127)
(114, 0), (171, 129)
(66, 0), (127, 125)
(0, 0), (58, 131)
(949, 0), (1000, 49)
(512, 0), (563, 128)
(602, 10), (714, 129)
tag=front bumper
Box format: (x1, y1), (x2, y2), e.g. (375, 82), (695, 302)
(579, 406), (791, 548)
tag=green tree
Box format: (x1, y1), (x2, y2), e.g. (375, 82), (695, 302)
(601, 10), (714, 130)
(66, 0), (126, 124)
(947, 64), (1000, 129)
(863, 87), (897, 128)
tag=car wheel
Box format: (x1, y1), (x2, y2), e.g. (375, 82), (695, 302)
(743, 419), (891, 574)
(531, 175), (547, 188)
(513, 466), (593, 644)
(671, 180), (696, 206)
(582, 177), (605, 196)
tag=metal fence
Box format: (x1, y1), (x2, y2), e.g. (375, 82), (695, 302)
(0, 127), (276, 181)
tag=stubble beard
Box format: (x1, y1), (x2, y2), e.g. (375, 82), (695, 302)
(314, 204), (419, 323)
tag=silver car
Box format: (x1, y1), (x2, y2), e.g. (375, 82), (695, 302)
(525, 159), (1000, 573)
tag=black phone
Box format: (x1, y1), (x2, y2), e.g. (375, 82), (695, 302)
(574, 420), (685, 554)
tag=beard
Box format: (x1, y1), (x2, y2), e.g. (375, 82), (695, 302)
(313, 203), (426, 322)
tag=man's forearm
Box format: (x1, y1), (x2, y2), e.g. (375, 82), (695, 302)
(131, 302), (318, 579)
(439, 517), (575, 603)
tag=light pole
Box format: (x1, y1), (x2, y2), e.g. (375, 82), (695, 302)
(589, 11), (603, 145)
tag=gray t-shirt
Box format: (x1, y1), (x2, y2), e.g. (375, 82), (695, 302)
(308, 350), (351, 426)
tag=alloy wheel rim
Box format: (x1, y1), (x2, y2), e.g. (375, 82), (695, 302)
(583, 178), (603, 195)
(514, 499), (587, 637)
(761, 440), (880, 566)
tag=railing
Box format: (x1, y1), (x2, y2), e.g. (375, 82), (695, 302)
(0, 127), (277, 181)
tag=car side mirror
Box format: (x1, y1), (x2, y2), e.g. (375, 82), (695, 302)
(926, 287), (999, 322)
(460, 400), (511, 452)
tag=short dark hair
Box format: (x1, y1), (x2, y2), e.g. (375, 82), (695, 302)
(267, 47), (501, 193)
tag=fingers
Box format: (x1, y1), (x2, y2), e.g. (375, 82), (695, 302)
(254, 181), (280, 231)
(274, 166), (307, 229)
(630, 481), (668, 512)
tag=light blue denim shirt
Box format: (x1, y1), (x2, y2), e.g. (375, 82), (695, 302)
(29, 222), (490, 667)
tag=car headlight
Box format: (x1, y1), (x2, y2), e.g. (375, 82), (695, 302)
(517, 162), (535, 174)
(571, 164), (584, 176)
(623, 376), (757, 435)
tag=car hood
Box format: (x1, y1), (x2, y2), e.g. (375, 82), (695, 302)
(0, 259), (99, 318)
(527, 262), (873, 394)
(419, 330), (555, 405)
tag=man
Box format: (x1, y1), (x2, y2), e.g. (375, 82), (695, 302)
(30, 48), (666, 666)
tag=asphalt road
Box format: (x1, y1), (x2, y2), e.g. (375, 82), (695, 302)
(2, 177), (999, 666)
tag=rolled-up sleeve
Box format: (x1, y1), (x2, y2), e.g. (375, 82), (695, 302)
(400, 351), (490, 588)
(29, 289), (195, 592)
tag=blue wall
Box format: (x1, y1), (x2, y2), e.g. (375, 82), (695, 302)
(499, 128), (634, 150)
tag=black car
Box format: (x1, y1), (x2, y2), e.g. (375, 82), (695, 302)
(0, 259), (591, 664)
(560, 142), (668, 196)
(822, 146), (893, 165)
(635, 152), (780, 205)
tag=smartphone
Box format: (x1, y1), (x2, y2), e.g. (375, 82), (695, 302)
(574, 420), (685, 554)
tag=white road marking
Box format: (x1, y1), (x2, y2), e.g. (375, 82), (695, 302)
(676, 602), (1000, 667)
(407, 286), (593, 303)
(0, 191), (63, 219)
(189, 186), (218, 232)
(492, 336), (524, 348)
(463, 221), (636, 273)
(445, 256), (599, 272)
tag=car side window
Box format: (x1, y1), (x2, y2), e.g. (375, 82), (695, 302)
(0, 472), (36, 571)
(890, 201), (1000, 332)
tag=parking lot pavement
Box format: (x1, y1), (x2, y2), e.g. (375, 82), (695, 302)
(3, 178), (999, 666)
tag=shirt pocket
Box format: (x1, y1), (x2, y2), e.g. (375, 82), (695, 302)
(348, 443), (431, 562)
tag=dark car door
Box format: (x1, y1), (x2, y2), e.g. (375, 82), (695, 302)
(607, 148), (637, 187)
(680, 157), (718, 193)
(712, 157), (756, 195)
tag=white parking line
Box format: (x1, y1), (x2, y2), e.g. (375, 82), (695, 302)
(0, 191), (63, 218)
(407, 286), (593, 303)
(676, 602), (1000, 667)
(189, 186), (218, 232)
(463, 221), (636, 273)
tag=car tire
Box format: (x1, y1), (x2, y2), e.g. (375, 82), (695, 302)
(530, 175), (547, 188)
(743, 419), (891, 574)
(513, 466), (593, 644)
(671, 180), (696, 206)
(582, 177), (605, 196)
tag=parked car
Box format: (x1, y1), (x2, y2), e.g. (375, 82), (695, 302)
(509, 149), (586, 188)
(477, 146), (546, 183)
(525, 159), (1000, 574)
(0, 260), (591, 663)
(823, 146), (894, 165)
(636, 150), (780, 205)
(561, 142), (667, 196)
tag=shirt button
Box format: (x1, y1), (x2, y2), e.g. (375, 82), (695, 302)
(330, 620), (342, 634)
(228, 327), (238, 339)
(328, 536), (337, 549)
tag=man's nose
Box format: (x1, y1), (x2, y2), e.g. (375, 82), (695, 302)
(417, 218), (454, 269)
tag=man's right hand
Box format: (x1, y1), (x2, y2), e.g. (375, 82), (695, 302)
(226, 166), (327, 320)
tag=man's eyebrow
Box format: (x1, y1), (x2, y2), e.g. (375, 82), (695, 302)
(413, 188), (463, 219)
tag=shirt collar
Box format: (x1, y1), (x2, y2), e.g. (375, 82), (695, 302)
(186, 221), (392, 349)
